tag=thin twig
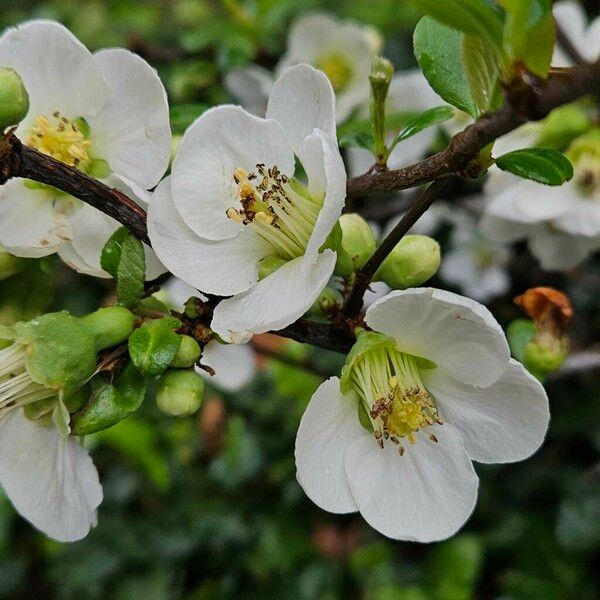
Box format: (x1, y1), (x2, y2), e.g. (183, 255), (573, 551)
(343, 177), (456, 317)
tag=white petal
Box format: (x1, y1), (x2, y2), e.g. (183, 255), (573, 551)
(0, 411), (102, 542)
(363, 281), (391, 309)
(224, 64), (273, 117)
(267, 64), (337, 156)
(553, 194), (600, 238)
(0, 20), (109, 126)
(584, 16), (600, 62)
(171, 105), (294, 241)
(479, 212), (531, 243)
(528, 226), (599, 270)
(295, 377), (360, 513)
(345, 424), (478, 542)
(0, 180), (71, 257)
(87, 49), (171, 189)
(424, 359), (549, 464)
(199, 340), (256, 392)
(366, 288), (510, 387)
(302, 132), (347, 266)
(211, 250), (336, 341)
(148, 177), (271, 295)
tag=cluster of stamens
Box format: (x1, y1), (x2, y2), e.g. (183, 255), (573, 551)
(226, 164), (322, 261)
(0, 343), (55, 421)
(351, 345), (442, 456)
(26, 111), (91, 169)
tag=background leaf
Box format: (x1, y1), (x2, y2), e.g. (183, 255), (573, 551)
(390, 105), (455, 150)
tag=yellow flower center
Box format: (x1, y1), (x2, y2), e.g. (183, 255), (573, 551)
(315, 54), (352, 93)
(26, 111), (91, 169)
(350, 343), (441, 455)
(226, 164), (323, 261)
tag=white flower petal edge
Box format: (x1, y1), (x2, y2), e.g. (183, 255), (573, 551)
(295, 377), (359, 514)
(211, 250), (336, 342)
(148, 178), (271, 295)
(0, 20), (109, 129)
(365, 288), (510, 388)
(199, 340), (257, 392)
(345, 424), (478, 542)
(0, 411), (102, 542)
(423, 359), (550, 464)
(88, 48), (171, 189)
(224, 64), (273, 118)
(0, 181), (71, 257)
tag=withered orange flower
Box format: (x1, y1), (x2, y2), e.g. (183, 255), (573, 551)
(514, 287), (573, 337)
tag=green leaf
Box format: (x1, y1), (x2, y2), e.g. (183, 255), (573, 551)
(495, 147), (574, 185)
(101, 227), (146, 308)
(409, 0), (504, 51)
(507, 319), (536, 363)
(128, 316), (182, 377)
(462, 33), (502, 115)
(414, 17), (477, 116)
(389, 106), (455, 151)
(499, 0), (555, 77)
(338, 128), (375, 152)
(71, 363), (147, 435)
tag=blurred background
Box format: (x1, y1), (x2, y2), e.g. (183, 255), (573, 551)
(0, 1), (599, 598)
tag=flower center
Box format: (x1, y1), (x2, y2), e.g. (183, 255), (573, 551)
(349, 341), (441, 455)
(315, 54), (352, 92)
(26, 111), (91, 169)
(0, 343), (55, 421)
(226, 164), (323, 261)
(573, 154), (600, 197)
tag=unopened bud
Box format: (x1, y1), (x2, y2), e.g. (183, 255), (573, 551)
(0, 68), (29, 129)
(171, 335), (201, 367)
(375, 235), (440, 289)
(156, 368), (204, 417)
(79, 306), (135, 351)
(339, 214), (377, 270)
(369, 56), (394, 94)
(258, 255), (286, 280)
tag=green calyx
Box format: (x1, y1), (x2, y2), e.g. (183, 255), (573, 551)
(258, 255), (287, 280)
(339, 214), (377, 270)
(170, 335), (202, 368)
(340, 329), (397, 394)
(78, 306), (136, 351)
(0, 68), (29, 129)
(524, 338), (568, 381)
(156, 368), (204, 417)
(374, 235), (440, 289)
(307, 286), (343, 319)
(13, 311), (97, 391)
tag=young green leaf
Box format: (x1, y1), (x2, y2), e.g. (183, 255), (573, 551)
(101, 227), (146, 308)
(71, 363), (148, 435)
(495, 148), (574, 186)
(128, 316), (182, 377)
(338, 129), (375, 152)
(414, 17), (477, 116)
(409, 0), (504, 51)
(389, 106), (455, 151)
(462, 34), (502, 115)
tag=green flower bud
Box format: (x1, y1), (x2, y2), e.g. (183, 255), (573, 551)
(375, 235), (440, 290)
(156, 368), (204, 417)
(258, 255), (286, 280)
(524, 339), (568, 380)
(0, 68), (29, 129)
(369, 56), (394, 94)
(79, 306), (136, 351)
(339, 213), (377, 270)
(171, 335), (201, 368)
(0, 248), (25, 280)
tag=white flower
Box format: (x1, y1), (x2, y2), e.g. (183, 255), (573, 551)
(552, 1), (600, 67)
(480, 140), (600, 270)
(0, 342), (102, 542)
(440, 210), (510, 303)
(295, 288), (549, 542)
(148, 65), (346, 342)
(162, 277), (257, 391)
(226, 13), (382, 122)
(0, 20), (170, 278)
